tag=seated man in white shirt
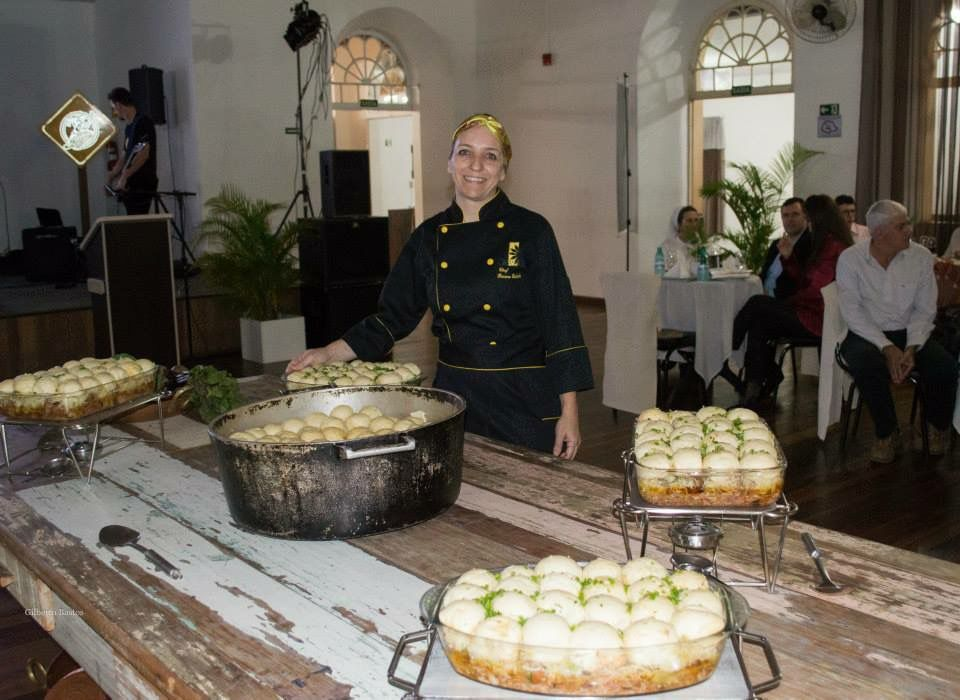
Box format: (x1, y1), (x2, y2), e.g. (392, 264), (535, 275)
(836, 200), (958, 463)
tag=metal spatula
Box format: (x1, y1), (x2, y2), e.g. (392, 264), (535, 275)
(99, 524), (182, 580)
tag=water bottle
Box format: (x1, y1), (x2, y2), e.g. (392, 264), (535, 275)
(696, 246), (711, 281)
(654, 246), (665, 276)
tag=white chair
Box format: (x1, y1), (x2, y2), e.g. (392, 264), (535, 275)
(600, 272), (659, 417)
(817, 282), (852, 440)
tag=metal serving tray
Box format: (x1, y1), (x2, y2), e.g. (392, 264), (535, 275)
(388, 629), (779, 699)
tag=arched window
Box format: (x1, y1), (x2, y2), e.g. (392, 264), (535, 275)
(331, 34), (409, 107)
(695, 4), (792, 98)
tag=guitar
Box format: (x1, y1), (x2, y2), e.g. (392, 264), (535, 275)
(104, 139), (148, 199)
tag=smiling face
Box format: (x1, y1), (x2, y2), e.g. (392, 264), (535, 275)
(447, 124), (507, 208)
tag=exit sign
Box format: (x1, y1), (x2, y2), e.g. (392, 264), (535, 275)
(731, 85), (752, 96)
(359, 98), (378, 108)
(820, 103), (840, 116)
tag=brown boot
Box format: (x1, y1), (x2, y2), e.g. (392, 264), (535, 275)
(870, 432), (900, 464)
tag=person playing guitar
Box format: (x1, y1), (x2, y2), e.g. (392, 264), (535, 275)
(106, 87), (158, 215)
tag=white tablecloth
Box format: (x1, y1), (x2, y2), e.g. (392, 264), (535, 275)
(657, 275), (763, 382)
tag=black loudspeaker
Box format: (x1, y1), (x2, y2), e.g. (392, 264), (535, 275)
(298, 217), (389, 288)
(298, 216), (389, 346)
(128, 65), (166, 125)
(22, 226), (78, 285)
(320, 150), (370, 217)
(302, 282), (385, 347)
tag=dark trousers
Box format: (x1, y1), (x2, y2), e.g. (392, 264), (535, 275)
(733, 294), (817, 387)
(840, 330), (958, 438)
(122, 192), (153, 215)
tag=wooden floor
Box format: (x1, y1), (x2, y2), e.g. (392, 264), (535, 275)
(1, 300), (958, 696)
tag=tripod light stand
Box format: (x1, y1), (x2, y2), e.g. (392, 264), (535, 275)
(277, 1), (329, 232)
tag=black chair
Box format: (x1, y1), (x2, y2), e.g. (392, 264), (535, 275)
(656, 329), (698, 408)
(771, 336), (821, 402)
(834, 344), (928, 455)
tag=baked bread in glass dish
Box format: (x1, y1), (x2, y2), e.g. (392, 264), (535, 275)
(631, 406), (785, 507)
(424, 555), (748, 696)
(0, 357), (159, 421)
(284, 360), (422, 391)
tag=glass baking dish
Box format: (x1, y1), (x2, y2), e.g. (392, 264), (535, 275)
(417, 563), (750, 697)
(0, 363), (161, 421)
(284, 360), (424, 391)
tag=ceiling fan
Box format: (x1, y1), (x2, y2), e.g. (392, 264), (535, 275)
(787, 0), (857, 43)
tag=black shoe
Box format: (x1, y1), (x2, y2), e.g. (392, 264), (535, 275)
(719, 361), (744, 394)
(758, 366), (785, 400)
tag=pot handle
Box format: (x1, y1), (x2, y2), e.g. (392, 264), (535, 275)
(337, 435), (416, 460)
(387, 628), (432, 692)
(736, 629), (782, 696)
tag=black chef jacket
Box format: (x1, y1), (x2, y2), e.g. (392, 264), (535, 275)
(343, 190), (593, 452)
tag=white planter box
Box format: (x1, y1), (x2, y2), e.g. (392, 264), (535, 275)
(239, 315), (306, 364)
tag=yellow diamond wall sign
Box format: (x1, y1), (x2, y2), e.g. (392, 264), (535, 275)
(41, 92), (116, 167)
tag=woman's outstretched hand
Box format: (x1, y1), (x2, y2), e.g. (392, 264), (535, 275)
(285, 340), (357, 374)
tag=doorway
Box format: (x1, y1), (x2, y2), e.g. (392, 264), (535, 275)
(332, 109), (422, 222)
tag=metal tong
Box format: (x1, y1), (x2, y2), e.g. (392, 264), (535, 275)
(801, 532), (843, 593)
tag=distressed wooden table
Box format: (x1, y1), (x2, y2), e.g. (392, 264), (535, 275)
(1, 380), (959, 698)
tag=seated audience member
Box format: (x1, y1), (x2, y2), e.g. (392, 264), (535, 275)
(761, 197), (812, 297)
(660, 206), (701, 275)
(836, 194), (871, 242)
(837, 200), (958, 463)
(732, 195), (853, 405)
(943, 225), (960, 259)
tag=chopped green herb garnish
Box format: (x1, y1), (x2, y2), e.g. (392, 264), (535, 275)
(645, 591), (660, 600)
(478, 589), (506, 618)
(668, 586), (682, 605)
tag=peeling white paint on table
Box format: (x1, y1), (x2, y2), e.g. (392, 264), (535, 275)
(19, 427), (428, 697)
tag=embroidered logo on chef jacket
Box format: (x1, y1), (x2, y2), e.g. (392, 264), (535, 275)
(497, 241), (523, 279)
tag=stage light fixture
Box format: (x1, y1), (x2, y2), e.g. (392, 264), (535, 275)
(284, 1), (322, 51)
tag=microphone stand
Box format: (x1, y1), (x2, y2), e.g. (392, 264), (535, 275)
(152, 189), (198, 359)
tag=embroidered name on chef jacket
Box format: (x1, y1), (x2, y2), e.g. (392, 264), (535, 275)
(498, 241), (522, 279)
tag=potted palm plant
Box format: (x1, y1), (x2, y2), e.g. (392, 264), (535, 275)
(700, 144), (820, 275)
(197, 185), (306, 363)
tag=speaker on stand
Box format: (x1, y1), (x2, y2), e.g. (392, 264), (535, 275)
(128, 65), (166, 125)
(298, 216), (389, 347)
(319, 150), (371, 217)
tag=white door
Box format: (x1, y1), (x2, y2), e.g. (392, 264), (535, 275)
(368, 115), (415, 216)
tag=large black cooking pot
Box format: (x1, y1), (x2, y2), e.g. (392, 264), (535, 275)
(208, 385), (466, 539)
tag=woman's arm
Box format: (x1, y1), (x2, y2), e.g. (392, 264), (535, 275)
(553, 391), (581, 459)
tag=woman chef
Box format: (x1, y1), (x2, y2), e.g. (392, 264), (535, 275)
(288, 114), (592, 458)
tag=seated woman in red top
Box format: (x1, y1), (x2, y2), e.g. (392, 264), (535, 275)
(732, 194), (854, 406)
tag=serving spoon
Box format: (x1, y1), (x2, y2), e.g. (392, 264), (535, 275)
(99, 525), (182, 580)
(801, 532), (843, 593)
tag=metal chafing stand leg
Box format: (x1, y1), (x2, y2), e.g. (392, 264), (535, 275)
(60, 425), (86, 480)
(1, 424), (11, 482)
(618, 505), (634, 560)
(156, 394), (165, 450)
(756, 514), (771, 591)
(84, 423), (101, 484)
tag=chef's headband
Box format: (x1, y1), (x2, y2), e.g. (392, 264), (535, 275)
(451, 113), (512, 167)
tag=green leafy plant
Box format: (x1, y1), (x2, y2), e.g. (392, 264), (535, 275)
(185, 365), (241, 423)
(197, 185), (302, 321)
(700, 143), (821, 275)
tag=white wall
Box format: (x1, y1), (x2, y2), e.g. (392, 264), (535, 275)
(0, 0), (98, 251)
(702, 93), (795, 235)
(791, 6), (863, 199)
(190, 0), (477, 228)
